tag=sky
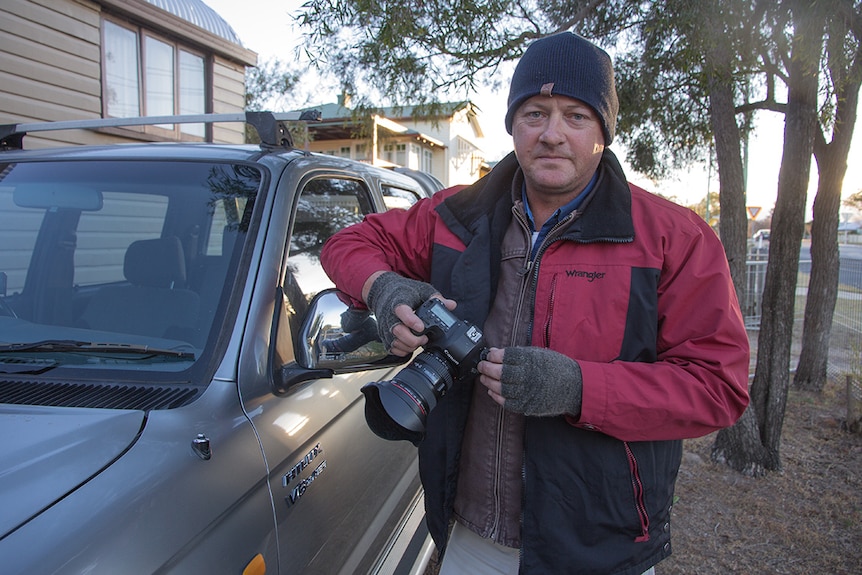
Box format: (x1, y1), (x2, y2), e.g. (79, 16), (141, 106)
(202, 0), (862, 220)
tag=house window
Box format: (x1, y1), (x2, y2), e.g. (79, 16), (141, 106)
(145, 36), (174, 129)
(384, 143), (407, 166)
(102, 19), (207, 139)
(457, 136), (477, 158)
(421, 149), (433, 173)
(103, 21), (140, 118)
(409, 144), (421, 169)
(179, 51), (205, 136)
(355, 144), (369, 161)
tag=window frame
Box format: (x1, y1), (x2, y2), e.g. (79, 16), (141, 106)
(100, 16), (211, 142)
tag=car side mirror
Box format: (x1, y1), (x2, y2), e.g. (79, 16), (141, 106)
(299, 289), (390, 369)
(273, 288), (407, 394)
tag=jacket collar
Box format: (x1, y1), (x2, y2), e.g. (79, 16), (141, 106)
(569, 149), (634, 242)
(441, 148), (634, 244)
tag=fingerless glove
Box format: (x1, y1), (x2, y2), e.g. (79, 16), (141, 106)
(365, 272), (438, 348)
(500, 346), (583, 418)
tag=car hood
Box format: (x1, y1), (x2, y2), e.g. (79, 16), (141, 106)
(0, 404), (144, 538)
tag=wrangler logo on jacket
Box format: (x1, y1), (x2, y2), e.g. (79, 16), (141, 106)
(565, 268), (606, 281)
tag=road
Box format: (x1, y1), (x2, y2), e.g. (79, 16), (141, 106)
(796, 240), (862, 290)
(838, 243), (862, 261)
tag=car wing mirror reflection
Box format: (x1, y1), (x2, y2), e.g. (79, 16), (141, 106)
(300, 289), (390, 370)
(273, 289), (406, 395)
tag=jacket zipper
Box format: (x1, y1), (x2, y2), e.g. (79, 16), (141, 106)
(524, 211), (575, 342)
(624, 442), (651, 542)
(543, 274), (558, 346)
(490, 208), (534, 544)
(490, 408), (506, 541)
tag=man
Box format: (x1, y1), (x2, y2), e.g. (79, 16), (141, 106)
(321, 32), (750, 575)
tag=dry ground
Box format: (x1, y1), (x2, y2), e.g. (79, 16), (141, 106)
(659, 377), (861, 574)
(424, 377), (862, 574)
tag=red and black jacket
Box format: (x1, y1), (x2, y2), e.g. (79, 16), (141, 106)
(321, 149), (750, 574)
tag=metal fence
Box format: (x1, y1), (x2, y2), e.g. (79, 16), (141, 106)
(744, 248), (862, 379)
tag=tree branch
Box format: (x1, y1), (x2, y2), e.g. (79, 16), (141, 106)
(551, 0), (609, 35)
(735, 100), (787, 115)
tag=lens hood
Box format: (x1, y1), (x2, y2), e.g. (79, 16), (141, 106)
(360, 382), (426, 446)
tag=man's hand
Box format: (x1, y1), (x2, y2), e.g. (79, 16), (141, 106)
(478, 346), (583, 417)
(364, 271), (456, 356)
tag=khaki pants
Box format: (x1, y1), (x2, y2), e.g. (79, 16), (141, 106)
(439, 520), (656, 575)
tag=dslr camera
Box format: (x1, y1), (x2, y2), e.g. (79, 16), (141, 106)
(361, 298), (487, 444)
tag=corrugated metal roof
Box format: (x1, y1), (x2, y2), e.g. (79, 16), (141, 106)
(144, 0), (243, 45)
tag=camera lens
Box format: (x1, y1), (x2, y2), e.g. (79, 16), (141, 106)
(362, 350), (454, 440)
(361, 299), (486, 444)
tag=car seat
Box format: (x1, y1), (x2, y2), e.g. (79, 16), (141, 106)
(79, 236), (200, 341)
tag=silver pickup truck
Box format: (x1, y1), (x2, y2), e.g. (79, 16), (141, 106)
(0, 113), (440, 575)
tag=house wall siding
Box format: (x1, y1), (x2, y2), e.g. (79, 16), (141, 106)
(212, 55), (247, 143)
(448, 110), (485, 186)
(1, 0), (251, 147)
(0, 0), (107, 147)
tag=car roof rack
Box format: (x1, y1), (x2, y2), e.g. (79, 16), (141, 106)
(0, 110), (322, 151)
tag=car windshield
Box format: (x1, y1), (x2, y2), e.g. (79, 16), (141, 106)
(0, 159), (260, 378)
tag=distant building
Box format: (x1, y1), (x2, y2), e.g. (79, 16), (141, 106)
(1, 0), (255, 147)
(298, 97), (490, 187)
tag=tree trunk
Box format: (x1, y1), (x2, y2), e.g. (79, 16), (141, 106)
(794, 152), (848, 391)
(708, 49), (749, 306)
(703, 28), (771, 475)
(753, 3), (821, 467)
(711, 405), (768, 476)
(715, 3), (823, 471)
(795, 19), (862, 391)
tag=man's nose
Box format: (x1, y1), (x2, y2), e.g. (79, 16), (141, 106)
(538, 112), (566, 145)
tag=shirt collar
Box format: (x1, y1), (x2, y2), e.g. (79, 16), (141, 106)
(522, 170), (599, 233)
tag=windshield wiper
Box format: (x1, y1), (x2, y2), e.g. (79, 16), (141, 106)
(0, 339), (195, 359)
(0, 357), (59, 375)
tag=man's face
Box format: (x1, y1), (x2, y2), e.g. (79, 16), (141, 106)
(511, 94), (606, 203)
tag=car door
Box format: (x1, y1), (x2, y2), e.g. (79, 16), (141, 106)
(239, 167), (424, 574)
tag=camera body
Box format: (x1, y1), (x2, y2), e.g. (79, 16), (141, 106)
(414, 297), (486, 377)
(361, 298), (487, 444)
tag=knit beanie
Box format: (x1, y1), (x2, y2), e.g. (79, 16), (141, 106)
(505, 32), (619, 144)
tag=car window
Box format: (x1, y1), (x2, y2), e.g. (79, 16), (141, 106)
(288, 177), (374, 299)
(381, 184), (423, 210)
